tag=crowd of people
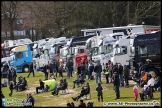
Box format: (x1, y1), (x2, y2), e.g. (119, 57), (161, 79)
(1, 58), (161, 107)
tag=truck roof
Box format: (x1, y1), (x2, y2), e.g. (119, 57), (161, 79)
(11, 45), (28, 53)
(81, 25), (160, 32)
(134, 31), (161, 45)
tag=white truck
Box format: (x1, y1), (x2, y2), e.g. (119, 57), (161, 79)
(49, 38), (70, 61)
(81, 25), (160, 36)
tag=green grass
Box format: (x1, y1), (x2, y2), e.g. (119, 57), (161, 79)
(1, 72), (161, 107)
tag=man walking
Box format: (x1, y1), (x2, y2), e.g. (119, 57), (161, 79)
(88, 60), (94, 80)
(118, 64), (124, 86)
(27, 62), (35, 78)
(11, 67), (17, 86)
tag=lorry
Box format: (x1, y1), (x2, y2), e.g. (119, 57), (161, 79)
(66, 35), (95, 68)
(1, 38), (33, 64)
(49, 38), (70, 61)
(127, 31), (161, 80)
(9, 44), (33, 73)
(81, 25), (160, 36)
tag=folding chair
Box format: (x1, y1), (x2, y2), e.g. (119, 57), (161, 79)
(61, 82), (69, 94)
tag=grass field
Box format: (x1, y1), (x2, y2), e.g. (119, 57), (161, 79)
(1, 72), (161, 107)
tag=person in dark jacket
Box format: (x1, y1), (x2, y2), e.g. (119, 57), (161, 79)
(80, 60), (86, 79)
(96, 83), (103, 102)
(78, 99), (86, 107)
(88, 60), (94, 80)
(112, 72), (120, 99)
(123, 65), (130, 87)
(94, 62), (102, 84)
(27, 62), (35, 78)
(72, 87), (86, 102)
(55, 79), (68, 95)
(7, 69), (12, 86)
(55, 60), (60, 77)
(66, 59), (73, 78)
(18, 77), (27, 91)
(43, 64), (50, 80)
(50, 62), (54, 76)
(16, 76), (23, 91)
(118, 64), (124, 86)
(112, 63), (119, 74)
(26, 94), (34, 107)
(35, 79), (44, 94)
(73, 73), (85, 89)
(11, 67), (17, 86)
(9, 81), (14, 96)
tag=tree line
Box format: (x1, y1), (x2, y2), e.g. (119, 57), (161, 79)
(1, 1), (161, 40)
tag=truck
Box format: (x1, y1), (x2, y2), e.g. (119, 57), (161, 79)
(127, 31), (161, 80)
(85, 33), (125, 70)
(66, 35), (95, 68)
(9, 44), (33, 73)
(49, 38), (70, 61)
(1, 38), (33, 64)
(81, 25), (160, 36)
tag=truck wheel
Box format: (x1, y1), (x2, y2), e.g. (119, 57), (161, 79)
(147, 68), (158, 77)
(23, 65), (29, 73)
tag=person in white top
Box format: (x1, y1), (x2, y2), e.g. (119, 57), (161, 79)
(147, 74), (155, 99)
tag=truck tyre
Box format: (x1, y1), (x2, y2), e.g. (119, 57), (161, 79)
(23, 65), (29, 73)
(147, 68), (158, 77)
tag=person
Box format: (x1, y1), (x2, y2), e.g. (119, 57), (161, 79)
(140, 71), (148, 88)
(133, 85), (138, 101)
(50, 62), (54, 76)
(49, 73), (54, 80)
(103, 64), (109, 83)
(26, 94), (34, 107)
(18, 77), (27, 91)
(67, 103), (72, 107)
(87, 102), (94, 107)
(96, 83), (103, 102)
(118, 64), (124, 86)
(1, 79), (7, 87)
(94, 62), (102, 84)
(11, 67), (17, 86)
(7, 69), (12, 86)
(78, 99), (86, 107)
(147, 74), (155, 99)
(70, 102), (75, 107)
(51, 79), (61, 95)
(123, 65), (130, 87)
(112, 72), (120, 99)
(35, 79), (44, 94)
(55, 79), (68, 95)
(66, 59), (73, 78)
(27, 62), (35, 78)
(73, 73), (85, 89)
(71, 87), (86, 102)
(43, 85), (50, 92)
(153, 76), (160, 91)
(43, 64), (50, 80)
(139, 85), (150, 101)
(108, 61), (113, 83)
(112, 63), (119, 74)
(9, 81), (14, 96)
(88, 60), (94, 80)
(58, 62), (64, 77)
(16, 76), (23, 91)
(80, 60), (86, 79)
(55, 60), (60, 77)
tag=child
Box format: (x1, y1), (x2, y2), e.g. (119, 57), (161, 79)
(9, 81), (14, 96)
(133, 85), (138, 101)
(96, 83), (103, 102)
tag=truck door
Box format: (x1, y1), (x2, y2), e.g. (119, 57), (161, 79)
(15, 52), (24, 66)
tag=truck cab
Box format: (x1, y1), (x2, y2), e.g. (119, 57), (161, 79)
(9, 44), (33, 73)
